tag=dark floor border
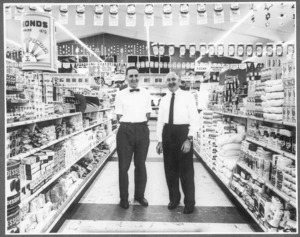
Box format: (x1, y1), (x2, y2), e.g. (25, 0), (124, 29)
(193, 150), (263, 232)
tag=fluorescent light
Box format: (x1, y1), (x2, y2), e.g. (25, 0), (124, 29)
(6, 39), (22, 48)
(215, 3), (264, 45)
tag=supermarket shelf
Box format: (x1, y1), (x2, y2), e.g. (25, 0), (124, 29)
(45, 146), (116, 233)
(237, 162), (296, 208)
(246, 137), (295, 160)
(9, 119), (112, 161)
(84, 107), (113, 113)
(7, 112), (82, 128)
(21, 133), (114, 204)
(213, 111), (296, 127)
(193, 148), (265, 232)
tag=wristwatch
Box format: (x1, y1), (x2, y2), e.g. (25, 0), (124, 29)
(187, 136), (193, 143)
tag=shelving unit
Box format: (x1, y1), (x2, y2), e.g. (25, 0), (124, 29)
(213, 111), (296, 127)
(193, 148), (265, 232)
(21, 132), (114, 204)
(246, 137), (295, 160)
(237, 162), (296, 208)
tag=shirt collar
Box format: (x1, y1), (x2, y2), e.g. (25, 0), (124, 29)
(167, 88), (182, 96)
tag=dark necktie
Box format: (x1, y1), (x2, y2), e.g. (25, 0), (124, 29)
(168, 93), (175, 124)
(130, 88), (140, 92)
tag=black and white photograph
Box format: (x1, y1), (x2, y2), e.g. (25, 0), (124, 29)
(2, 0), (298, 235)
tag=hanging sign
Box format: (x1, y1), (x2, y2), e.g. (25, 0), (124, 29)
(159, 43), (165, 55)
(287, 44), (294, 55)
(246, 44), (253, 57)
(179, 44), (186, 57)
(5, 5), (12, 20)
(182, 62), (186, 69)
(172, 62), (177, 69)
(276, 44), (283, 57)
(29, 6), (37, 12)
(266, 43), (273, 57)
(162, 4), (173, 26)
(94, 5), (104, 26)
(126, 4), (136, 27)
(14, 5), (24, 20)
(189, 44), (196, 58)
(177, 62), (181, 69)
(144, 4), (154, 27)
(237, 44), (244, 57)
(168, 62), (172, 69)
(186, 62), (191, 69)
(199, 44), (207, 56)
(217, 44), (224, 56)
(208, 44), (215, 56)
(152, 43), (158, 56)
(43, 5), (52, 14)
(59, 5), (69, 24)
(230, 3), (240, 22)
(168, 44), (175, 56)
(21, 12), (57, 72)
(228, 44), (235, 57)
(214, 4), (224, 24)
(76, 5), (85, 25)
(179, 4), (189, 26)
(256, 43), (263, 57)
(109, 4), (119, 26)
(197, 4), (207, 25)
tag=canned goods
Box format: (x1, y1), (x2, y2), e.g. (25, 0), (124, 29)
(7, 206), (20, 233)
(7, 160), (21, 209)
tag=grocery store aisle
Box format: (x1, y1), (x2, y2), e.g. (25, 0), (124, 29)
(57, 121), (255, 234)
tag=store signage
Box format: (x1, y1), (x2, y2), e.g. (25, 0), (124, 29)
(21, 13), (57, 72)
(266, 43), (273, 57)
(197, 4), (207, 25)
(152, 43), (159, 56)
(208, 44), (215, 56)
(15, 5), (24, 20)
(214, 3), (224, 24)
(159, 44), (165, 55)
(29, 6), (37, 12)
(109, 4), (119, 26)
(287, 44), (294, 54)
(59, 5), (69, 24)
(144, 4), (154, 26)
(126, 4), (136, 27)
(163, 4), (173, 26)
(237, 44), (244, 57)
(276, 44), (283, 56)
(94, 5), (104, 26)
(246, 44), (253, 57)
(168, 44), (175, 56)
(228, 44), (235, 57)
(230, 3), (240, 22)
(200, 44), (207, 56)
(180, 44), (186, 57)
(179, 4), (189, 26)
(195, 62), (246, 72)
(5, 5), (12, 20)
(217, 44), (224, 56)
(76, 5), (85, 25)
(181, 76), (195, 82)
(43, 5), (52, 14)
(256, 43), (263, 57)
(189, 44), (196, 57)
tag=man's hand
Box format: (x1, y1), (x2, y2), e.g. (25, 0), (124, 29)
(156, 142), (163, 155)
(181, 140), (191, 154)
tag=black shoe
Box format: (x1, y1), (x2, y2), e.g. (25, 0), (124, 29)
(183, 206), (194, 214)
(135, 197), (148, 207)
(120, 200), (129, 209)
(168, 202), (179, 210)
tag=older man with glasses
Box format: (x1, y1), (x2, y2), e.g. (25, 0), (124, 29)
(156, 71), (199, 214)
(115, 66), (151, 209)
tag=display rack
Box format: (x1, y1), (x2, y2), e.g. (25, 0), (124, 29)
(237, 162), (296, 208)
(21, 131), (113, 205)
(44, 146), (116, 233)
(193, 148), (265, 232)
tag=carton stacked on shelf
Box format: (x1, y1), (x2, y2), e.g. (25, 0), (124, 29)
(282, 59), (296, 123)
(215, 124), (245, 185)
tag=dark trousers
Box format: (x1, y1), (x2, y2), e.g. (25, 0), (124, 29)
(162, 124), (195, 207)
(117, 122), (150, 201)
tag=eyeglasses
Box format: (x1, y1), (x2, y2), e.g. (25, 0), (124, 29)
(166, 77), (177, 82)
(128, 74), (138, 78)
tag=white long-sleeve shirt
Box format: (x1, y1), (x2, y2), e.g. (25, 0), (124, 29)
(157, 88), (200, 142)
(115, 87), (152, 123)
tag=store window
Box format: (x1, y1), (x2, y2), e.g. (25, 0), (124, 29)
(144, 78), (150, 83)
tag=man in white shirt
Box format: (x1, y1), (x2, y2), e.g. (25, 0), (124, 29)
(115, 66), (151, 209)
(156, 72), (199, 214)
